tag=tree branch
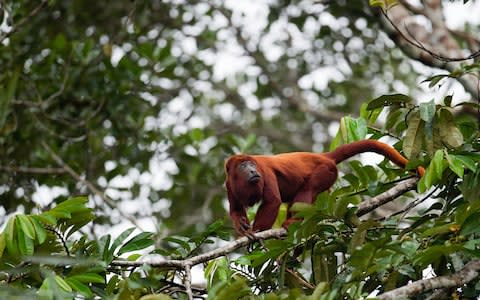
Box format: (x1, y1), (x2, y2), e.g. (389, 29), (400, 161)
(376, 3), (480, 99)
(0, 165), (67, 175)
(356, 177), (419, 217)
(0, 0), (48, 44)
(41, 141), (145, 230)
(111, 228), (287, 269)
(378, 260), (480, 300)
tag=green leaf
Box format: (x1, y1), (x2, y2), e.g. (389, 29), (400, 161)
(446, 153), (464, 178)
(5, 217), (18, 255)
(431, 150), (446, 181)
(189, 128), (204, 142)
(343, 117), (367, 142)
(413, 244), (463, 267)
(419, 100), (435, 123)
(421, 74), (449, 88)
(68, 273), (105, 284)
(33, 214), (57, 226)
(0, 233), (5, 258)
(30, 216), (48, 244)
(66, 278), (92, 298)
(367, 94), (412, 110)
(106, 275), (120, 295)
(17, 215), (36, 240)
(403, 112), (424, 158)
(437, 108), (463, 148)
(98, 234), (111, 262)
(117, 232), (154, 255)
(461, 212), (480, 236)
(55, 275), (73, 292)
(111, 227), (136, 254)
(47, 208), (72, 219)
(453, 155), (477, 172)
(16, 224), (34, 256)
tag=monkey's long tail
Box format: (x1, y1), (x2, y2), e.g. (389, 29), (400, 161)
(325, 140), (425, 177)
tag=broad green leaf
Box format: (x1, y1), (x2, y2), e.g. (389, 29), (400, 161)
(98, 234), (111, 262)
(163, 236), (191, 252)
(422, 223), (458, 237)
(17, 215), (36, 240)
(30, 217), (48, 244)
(111, 227), (136, 254)
(453, 155), (477, 172)
(403, 112), (424, 158)
(16, 224), (34, 256)
(446, 153), (464, 178)
(117, 232), (154, 255)
(413, 244), (463, 267)
(431, 150), (445, 180)
(340, 117), (367, 143)
(458, 170), (480, 203)
(0, 233), (5, 257)
(461, 212), (480, 236)
(55, 275), (73, 292)
(33, 214), (57, 226)
(66, 278), (92, 298)
(367, 93), (412, 110)
(385, 109), (404, 131)
(68, 273), (105, 284)
(360, 102), (381, 124)
(419, 100), (435, 123)
(437, 108), (463, 148)
(54, 197), (89, 211)
(48, 208), (72, 219)
(5, 217), (18, 255)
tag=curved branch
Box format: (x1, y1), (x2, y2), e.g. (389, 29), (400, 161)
(378, 260), (480, 300)
(111, 228), (288, 269)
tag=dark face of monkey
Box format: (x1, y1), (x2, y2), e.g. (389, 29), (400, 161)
(237, 161), (261, 184)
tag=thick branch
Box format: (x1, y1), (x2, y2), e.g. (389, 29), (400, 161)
(111, 228), (287, 269)
(379, 260), (480, 300)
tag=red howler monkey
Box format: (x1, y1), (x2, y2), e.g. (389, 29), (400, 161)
(225, 140), (425, 236)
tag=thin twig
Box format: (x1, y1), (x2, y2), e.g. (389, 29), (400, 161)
(41, 141), (145, 230)
(356, 177), (419, 217)
(0, 165), (67, 175)
(0, 0), (48, 44)
(381, 8), (480, 62)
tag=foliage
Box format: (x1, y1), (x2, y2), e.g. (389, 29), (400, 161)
(1, 0), (479, 298)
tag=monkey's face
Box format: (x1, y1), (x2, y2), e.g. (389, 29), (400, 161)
(225, 156), (261, 185)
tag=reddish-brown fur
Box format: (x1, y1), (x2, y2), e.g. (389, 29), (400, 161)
(225, 140), (425, 236)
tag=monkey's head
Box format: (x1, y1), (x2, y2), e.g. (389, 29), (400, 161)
(225, 155), (264, 206)
(225, 155), (262, 185)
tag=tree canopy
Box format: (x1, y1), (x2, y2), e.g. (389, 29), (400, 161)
(1, 0), (480, 299)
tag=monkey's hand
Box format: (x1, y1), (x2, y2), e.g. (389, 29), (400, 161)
(234, 216), (256, 240)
